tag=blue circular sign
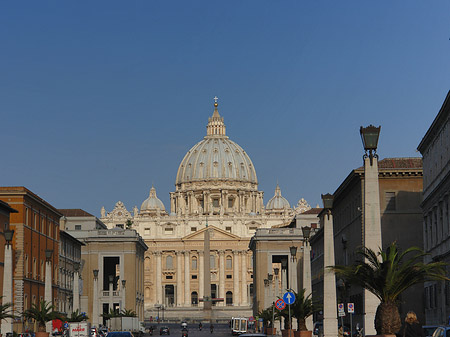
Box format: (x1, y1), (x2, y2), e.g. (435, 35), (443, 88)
(283, 291), (296, 305)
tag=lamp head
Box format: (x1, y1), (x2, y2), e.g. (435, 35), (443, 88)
(122, 279), (126, 287)
(45, 249), (53, 260)
(268, 273), (273, 281)
(273, 267), (279, 276)
(289, 246), (297, 257)
(360, 125), (381, 152)
(321, 193), (334, 210)
(4, 230), (14, 244)
(74, 262), (80, 272)
(301, 226), (311, 240)
(93, 269), (99, 279)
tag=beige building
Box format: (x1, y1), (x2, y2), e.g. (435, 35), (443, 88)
(100, 99), (312, 320)
(62, 209), (148, 323)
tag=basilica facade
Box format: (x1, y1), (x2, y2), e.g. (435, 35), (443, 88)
(100, 99), (311, 319)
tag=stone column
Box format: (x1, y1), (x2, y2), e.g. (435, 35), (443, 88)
(199, 251), (204, 307)
(73, 266), (80, 312)
(323, 210), (338, 337)
(176, 251), (183, 306)
(156, 252), (162, 304)
(184, 251), (190, 306)
(2, 241), (13, 334)
(241, 251), (248, 305)
(363, 156), (382, 335)
(92, 270), (100, 328)
(302, 242), (313, 331)
(218, 250), (225, 306)
(233, 250), (240, 306)
(44, 251), (53, 333)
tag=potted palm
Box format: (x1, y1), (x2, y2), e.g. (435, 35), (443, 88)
(258, 307), (277, 335)
(330, 242), (449, 336)
(279, 289), (316, 337)
(23, 300), (62, 337)
(0, 300), (17, 337)
(66, 310), (89, 322)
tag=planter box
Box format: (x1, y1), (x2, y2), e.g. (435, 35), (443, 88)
(266, 328), (277, 335)
(282, 329), (294, 337)
(294, 331), (312, 337)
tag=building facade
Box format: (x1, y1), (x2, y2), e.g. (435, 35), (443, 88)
(309, 157), (424, 327)
(62, 209), (147, 322)
(418, 91), (450, 324)
(0, 200), (18, 302)
(100, 100), (312, 320)
(0, 187), (60, 332)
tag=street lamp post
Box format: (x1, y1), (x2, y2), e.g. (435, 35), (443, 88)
(321, 193), (338, 337)
(301, 226), (313, 331)
(44, 249), (53, 333)
(73, 262), (80, 312)
(93, 270), (99, 328)
(360, 125), (382, 335)
(2, 230), (14, 335)
(109, 275), (114, 314)
(121, 280), (126, 310)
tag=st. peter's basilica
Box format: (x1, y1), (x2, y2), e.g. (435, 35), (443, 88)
(100, 99), (312, 319)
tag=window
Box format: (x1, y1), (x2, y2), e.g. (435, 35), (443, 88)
(226, 291), (233, 306)
(166, 275), (173, 280)
(166, 256), (173, 269)
(25, 208), (29, 226)
(210, 254), (216, 269)
(213, 199), (219, 207)
(226, 256), (232, 269)
(192, 257), (197, 270)
(226, 227), (232, 233)
(191, 275), (198, 279)
(191, 227), (197, 232)
(75, 225), (82, 231)
(226, 275), (232, 279)
(385, 192), (396, 211)
(228, 198), (233, 208)
(165, 228), (173, 235)
(144, 228), (150, 235)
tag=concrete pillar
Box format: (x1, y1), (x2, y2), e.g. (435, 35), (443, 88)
(219, 250), (225, 306)
(199, 251), (204, 308)
(184, 251), (190, 306)
(302, 242), (313, 331)
(92, 271), (100, 328)
(156, 252), (162, 304)
(176, 251), (183, 306)
(121, 280), (126, 310)
(73, 270), (80, 312)
(323, 211), (338, 337)
(2, 244), (13, 334)
(45, 258), (53, 333)
(241, 251), (248, 305)
(233, 250), (240, 306)
(363, 156), (382, 335)
(203, 230), (212, 311)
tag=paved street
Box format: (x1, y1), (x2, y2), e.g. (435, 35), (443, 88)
(147, 323), (232, 337)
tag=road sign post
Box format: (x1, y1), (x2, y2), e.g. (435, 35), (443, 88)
(283, 292), (296, 337)
(347, 303), (355, 337)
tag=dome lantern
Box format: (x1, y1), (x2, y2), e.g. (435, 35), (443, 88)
(206, 96), (226, 137)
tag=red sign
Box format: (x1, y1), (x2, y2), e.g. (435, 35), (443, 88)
(275, 299), (286, 310)
(249, 316), (255, 322)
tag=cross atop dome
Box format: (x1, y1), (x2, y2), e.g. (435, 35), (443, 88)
(207, 96), (226, 137)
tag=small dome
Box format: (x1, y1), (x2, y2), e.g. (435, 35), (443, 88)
(141, 186), (165, 212)
(266, 184), (290, 210)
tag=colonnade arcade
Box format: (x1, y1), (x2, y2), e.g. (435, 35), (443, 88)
(144, 248), (252, 308)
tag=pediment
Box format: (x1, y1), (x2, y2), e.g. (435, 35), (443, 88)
(182, 225), (241, 241)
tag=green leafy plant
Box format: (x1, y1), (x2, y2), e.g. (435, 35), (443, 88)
(120, 309), (137, 317)
(0, 300), (17, 322)
(66, 309), (89, 322)
(258, 306), (276, 328)
(330, 242), (449, 335)
(23, 300), (62, 332)
(278, 289), (317, 331)
(101, 308), (121, 320)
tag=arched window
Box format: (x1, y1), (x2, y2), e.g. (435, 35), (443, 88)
(226, 291), (233, 306)
(210, 254), (216, 269)
(192, 256), (197, 270)
(145, 257), (151, 270)
(145, 287), (151, 298)
(166, 255), (173, 269)
(191, 292), (198, 306)
(226, 256), (232, 269)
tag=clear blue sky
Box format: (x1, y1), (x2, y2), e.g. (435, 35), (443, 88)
(1, 1), (449, 216)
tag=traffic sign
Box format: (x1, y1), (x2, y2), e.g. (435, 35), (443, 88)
(249, 316), (255, 322)
(338, 311), (346, 317)
(347, 303), (354, 313)
(338, 303), (344, 313)
(283, 292), (296, 305)
(275, 299), (286, 310)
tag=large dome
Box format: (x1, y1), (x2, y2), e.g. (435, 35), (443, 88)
(176, 100), (258, 186)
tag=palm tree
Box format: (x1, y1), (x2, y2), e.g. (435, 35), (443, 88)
(23, 300), (62, 332)
(0, 300), (16, 322)
(278, 289), (316, 331)
(330, 242), (449, 335)
(120, 309), (137, 317)
(66, 309), (88, 322)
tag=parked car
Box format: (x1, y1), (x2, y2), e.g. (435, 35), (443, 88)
(432, 326), (450, 337)
(424, 326), (439, 337)
(160, 326), (170, 335)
